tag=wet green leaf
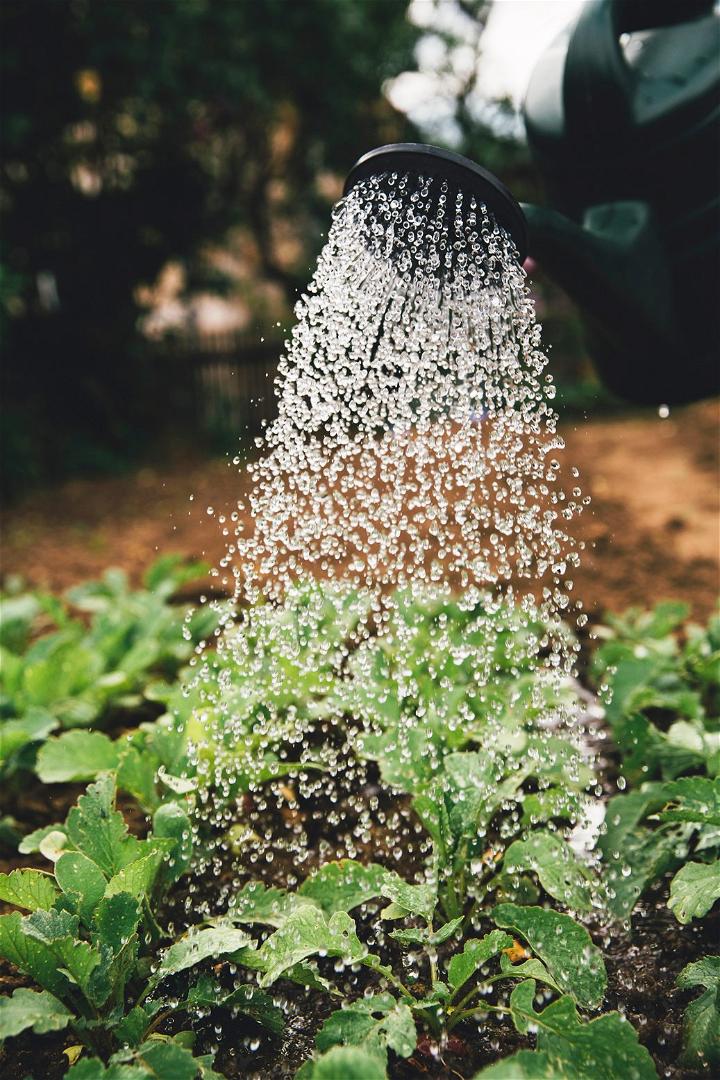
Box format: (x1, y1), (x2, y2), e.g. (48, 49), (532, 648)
(677, 955), (720, 1069)
(71, 1039), (208, 1079)
(24, 908), (104, 1000)
(39, 828), (71, 863)
(93, 892), (141, 954)
(391, 915), (462, 948)
(113, 1004), (154, 1049)
(0, 911), (74, 998)
(446, 930), (513, 992)
(258, 908), (367, 987)
(476, 982), (656, 1078)
(152, 801), (193, 885)
(520, 787), (576, 828)
(299, 860), (387, 914)
(228, 881), (315, 927)
(503, 832), (593, 912)
(36, 730), (120, 783)
(498, 952), (563, 994)
(472, 1049), (556, 1077)
(316, 993), (415, 1059)
(0, 987), (71, 1038)
(412, 787), (451, 869)
(65, 775), (139, 877)
(493, 904), (606, 1009)
(67, 1062), (149, 1079)
(378, 871), (436, 922)
(298, 1045), (387, 1080)
(668, 860), (720, 924)
(0, 867), (59, 911)
(116, 746), (160, 813)
(600, 788), (682, 919)
(151, 924), (252, 986)
(659, 777), (720, 827)
(56, 851), (107, 924)
(186, 973), (285, 1035)
(105, 850), (165, 903)
(132, 1039), (205, 1080)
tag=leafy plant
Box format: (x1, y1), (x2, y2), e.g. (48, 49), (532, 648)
(0, 557), (216, 780)
(31, 580), (371, 812)
(676, 956), (720, 1071)
(595, 602), (720, 923)
(593, 602), (720, 783)
(600, 775), (720, 921)
(472, 981), (657, 1079)
(327, 588), (579, 785)
(0, 775), (235, 1070)
(3, 581), (696, 1079)
(213, 857), (657, 1080)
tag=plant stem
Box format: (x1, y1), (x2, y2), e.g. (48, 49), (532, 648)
(440, 878), (460, 922)
(452, 1002), (511, 1025)
(415, 1005), (443, 1039)
(447, 974), (510, 1031)
(142, 1006), (174, 1039)
(366, 960), (415, 1002)
(425, 921), (438, 984)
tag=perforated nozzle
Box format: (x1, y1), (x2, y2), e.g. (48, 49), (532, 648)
(343, 143), (528, 263)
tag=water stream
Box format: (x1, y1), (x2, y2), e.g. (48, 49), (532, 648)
(183, 169), (592, 895)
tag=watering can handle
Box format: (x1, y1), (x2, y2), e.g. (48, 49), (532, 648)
(563, 0), (715, 144)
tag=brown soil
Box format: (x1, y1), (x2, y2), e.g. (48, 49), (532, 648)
(2, 400), (718, 621)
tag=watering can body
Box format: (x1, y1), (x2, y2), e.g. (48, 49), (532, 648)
(523, 0), (720, 404)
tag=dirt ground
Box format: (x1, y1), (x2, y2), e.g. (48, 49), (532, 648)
(2, 399), (718, 620)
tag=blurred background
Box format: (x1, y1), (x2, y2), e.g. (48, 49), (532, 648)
(1, 0), (717, 617)
(0, 0), (595, 497)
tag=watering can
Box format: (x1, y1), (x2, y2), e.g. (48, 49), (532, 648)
(345, 0), (719, 405)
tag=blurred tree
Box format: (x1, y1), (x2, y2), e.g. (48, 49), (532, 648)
(386, 0), (533, 192)
(0, 0), (418, 495)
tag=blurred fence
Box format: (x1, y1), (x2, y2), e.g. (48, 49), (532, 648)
(151, 332), (283, 444)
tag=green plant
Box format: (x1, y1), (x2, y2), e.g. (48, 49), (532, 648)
(327, 588), (579, 784)
(595, 603), (720, 1075)
(31, 580), (371, 812)
(210, 858), (655, 1079)
(4, 581), (692, 1078)
(0, 557), (217, 779)
(592, 601), (720, 784)
(0, 774), (257, 1076)
(600, 775), (720, 922)
(594, 604), (720, 923)
(675, 956), (720, 1072)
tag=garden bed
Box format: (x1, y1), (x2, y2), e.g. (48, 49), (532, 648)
(1, 564), (718, 1079)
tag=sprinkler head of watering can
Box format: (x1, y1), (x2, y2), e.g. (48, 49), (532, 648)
(343, 143), (529, 264)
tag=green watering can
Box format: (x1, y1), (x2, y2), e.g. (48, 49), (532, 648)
(345, 0), (719, 405)
(522, 0), (719, 403)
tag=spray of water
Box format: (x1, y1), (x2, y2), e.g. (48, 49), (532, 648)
(181, 170), (592, 905)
